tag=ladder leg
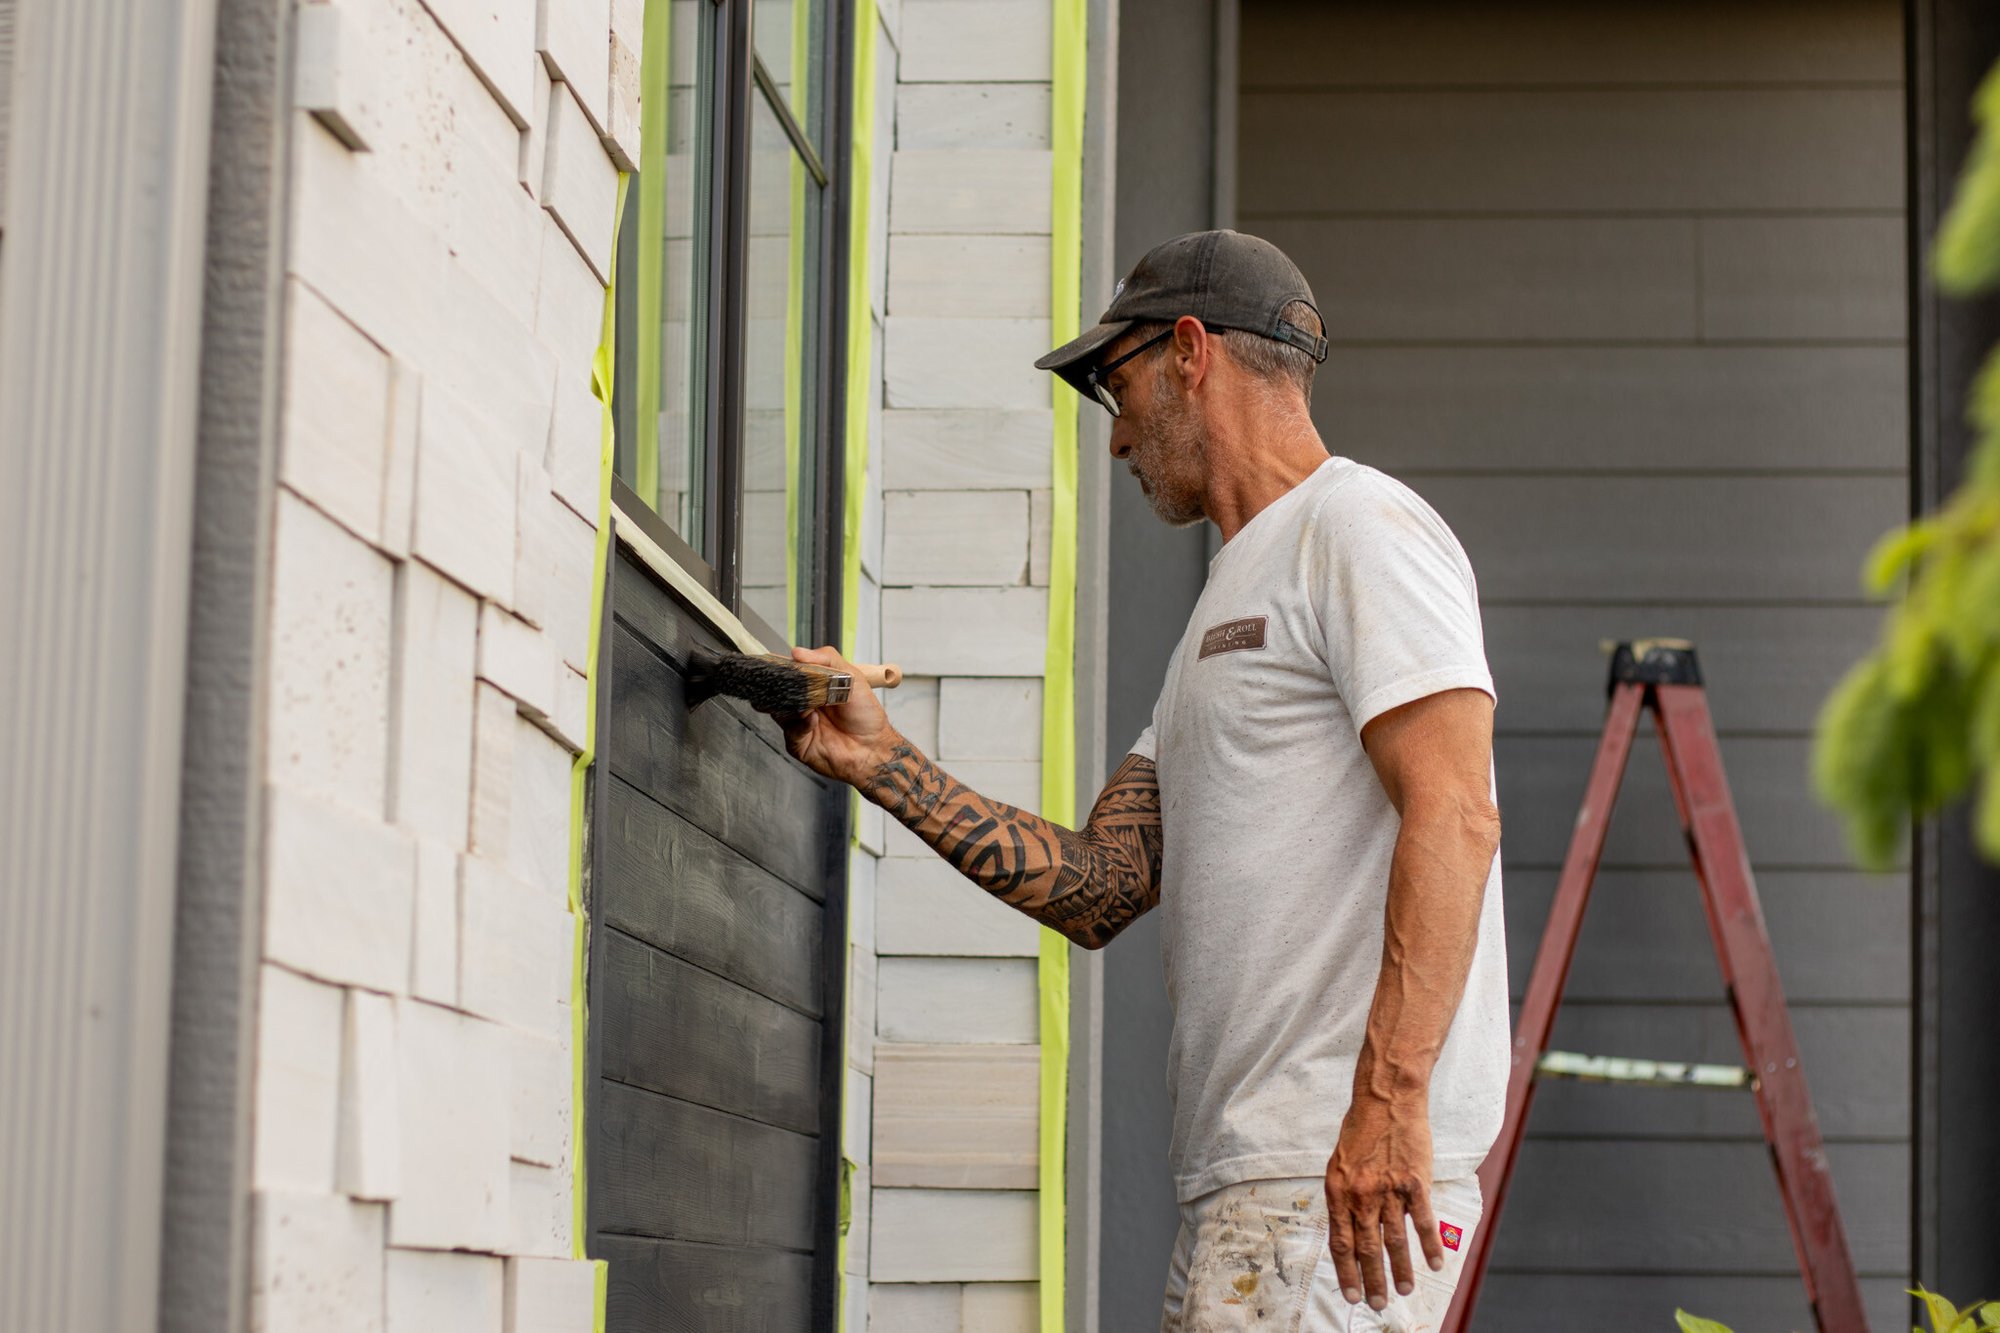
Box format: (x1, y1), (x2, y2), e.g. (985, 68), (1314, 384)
(1441, 681), (1647, 1333)
(1652, 683), (1871, 1333)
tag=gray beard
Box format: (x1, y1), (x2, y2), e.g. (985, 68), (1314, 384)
(1134, 372), (1210, 527)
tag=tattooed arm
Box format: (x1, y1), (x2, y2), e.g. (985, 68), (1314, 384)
(776, 646), (1163, 949)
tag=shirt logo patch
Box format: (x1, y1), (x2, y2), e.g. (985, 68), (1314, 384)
(1439, 1222), (1463, 1252)
(1198, 616), (1267, 660)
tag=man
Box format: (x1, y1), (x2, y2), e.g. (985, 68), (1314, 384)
(784, 230), (1508, 1329)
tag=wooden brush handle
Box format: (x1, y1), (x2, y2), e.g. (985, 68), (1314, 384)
(854, 661), (902, 690)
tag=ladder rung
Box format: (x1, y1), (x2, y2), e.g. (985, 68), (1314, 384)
(1535, 1050), (1752, 1090)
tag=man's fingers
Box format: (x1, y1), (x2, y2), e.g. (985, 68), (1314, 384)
(1405, 1179), (1446, 1273)
(793, 644), (853, 671)
(1382, 1194), (1415, 1297)
(1351, 1204), (1389, 1311)
(1325, 1202), (1362, 1306)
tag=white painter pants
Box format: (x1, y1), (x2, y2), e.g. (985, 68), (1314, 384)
(1159, 1175), (1484, 1332)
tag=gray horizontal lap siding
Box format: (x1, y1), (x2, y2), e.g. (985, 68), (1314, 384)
(1239, 2), (1911, 1329)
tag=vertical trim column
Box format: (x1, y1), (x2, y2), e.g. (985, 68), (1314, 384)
(1907, 0), (2000, 1302)
(1067, 3), (1119, 1330)
(160, 0), (291, 1328)
(0, 1), (219, 1330)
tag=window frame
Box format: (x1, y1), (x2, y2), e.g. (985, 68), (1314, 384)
(617, 0), (853, 654)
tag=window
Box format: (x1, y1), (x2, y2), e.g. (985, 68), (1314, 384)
(615, 0), (843, 650)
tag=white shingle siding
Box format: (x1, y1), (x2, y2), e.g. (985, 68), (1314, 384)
(338, 989), (405, 1202)
(251, 0), (1074, 1322)
(385, 1249), (506, 1333)
(252, 965), (346, 1194)
(250, 1191), (388, 1333)
(263, 785), (417, 994)
(251, 0), (608, 1322)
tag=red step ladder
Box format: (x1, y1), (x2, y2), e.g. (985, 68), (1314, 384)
(1441, 640), (1869, 1333)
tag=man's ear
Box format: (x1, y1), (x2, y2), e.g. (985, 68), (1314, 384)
(1173, 314), (1210, 392)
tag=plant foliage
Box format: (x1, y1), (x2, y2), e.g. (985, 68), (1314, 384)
(1814, 61), (2000, 869)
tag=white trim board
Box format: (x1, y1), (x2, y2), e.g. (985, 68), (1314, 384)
(610, 502), (769, 656)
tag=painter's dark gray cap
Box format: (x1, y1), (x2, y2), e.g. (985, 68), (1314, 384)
(1035, 229), (1329, 398)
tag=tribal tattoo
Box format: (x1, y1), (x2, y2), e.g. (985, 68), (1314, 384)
(861, 745), (1165, 949)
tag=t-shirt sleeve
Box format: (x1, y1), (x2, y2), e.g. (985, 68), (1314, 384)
(1310, 474), (1496, 736)
(1127, 641), (1184, 762)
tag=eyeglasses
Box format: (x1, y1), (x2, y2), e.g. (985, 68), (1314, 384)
(1084, 329), (1174, 417)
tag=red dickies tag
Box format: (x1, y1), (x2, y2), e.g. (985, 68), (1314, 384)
(1439, 1222), (1463, 1252)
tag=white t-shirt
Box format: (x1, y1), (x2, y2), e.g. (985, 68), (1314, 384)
(1131, 455), (1509, 1201)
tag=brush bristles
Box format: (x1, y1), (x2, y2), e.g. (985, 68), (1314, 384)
(698, 652), (851, 714)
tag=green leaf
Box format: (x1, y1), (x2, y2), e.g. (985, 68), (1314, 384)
(1674, 1311), (1735, 1333)
(1937, 67), (2000, 294)
(1912, 1285), (1970, 1332)
(1865, 522), (1940, 596)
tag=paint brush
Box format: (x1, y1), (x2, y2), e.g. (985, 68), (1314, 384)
(685, 647), (903, 714)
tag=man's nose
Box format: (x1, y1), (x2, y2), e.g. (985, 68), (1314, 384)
(1107, 422), (1133, 459)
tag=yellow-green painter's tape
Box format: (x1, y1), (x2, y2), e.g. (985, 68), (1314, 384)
(1041, 0), (1088, 1327)
(834, 3), (878, 1326)
(572, 170), (631, 1329)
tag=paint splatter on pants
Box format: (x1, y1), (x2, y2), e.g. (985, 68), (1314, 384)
(1160, 1175), (1484, 1332)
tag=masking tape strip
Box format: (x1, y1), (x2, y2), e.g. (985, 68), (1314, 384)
(612, 503), (769, 656)
(1041, 0), (1087, 1327)
(572, 169), (633, 1326)
(834, 1), (878, 1324)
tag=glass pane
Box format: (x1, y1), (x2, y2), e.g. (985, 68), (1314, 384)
(615, 0), (711, 553)
(754, 0), (826, 149)
(738, 88), (822, 645)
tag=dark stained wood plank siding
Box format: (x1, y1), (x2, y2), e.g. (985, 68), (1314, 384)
(599, 928), (823, 1134)
(1238, 1), (1911, 1322)
(598, 1234), (815, 1333)
(594, 1080), (820, 1251)
(606, 622), (834, 896)
(603, 775), (825, 1014)
(588, 550), (845, 1331)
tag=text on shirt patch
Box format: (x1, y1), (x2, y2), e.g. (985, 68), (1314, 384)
(1198, 616), (1268, 659)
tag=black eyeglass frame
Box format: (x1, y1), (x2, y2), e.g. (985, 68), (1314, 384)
(1084, 328), (1175, 417)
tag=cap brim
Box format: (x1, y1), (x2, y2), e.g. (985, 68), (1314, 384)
(1034, 319), (1133, 397)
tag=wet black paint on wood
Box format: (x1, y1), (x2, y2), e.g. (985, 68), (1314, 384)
(603, 774), (825, 1015)
(606, 623), (832, 895)
(599, 927), (823, 1134)
(597, 1234), (814, 1333)
(588, 549), (846, 1332)
(595, 1079), (820, 1251)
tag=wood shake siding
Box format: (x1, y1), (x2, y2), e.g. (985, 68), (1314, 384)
(1240, 2), (1912, 1328)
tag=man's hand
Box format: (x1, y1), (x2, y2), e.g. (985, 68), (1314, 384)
(1324, 1092), (1445, 1310)
(776, 645), (899, 786)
